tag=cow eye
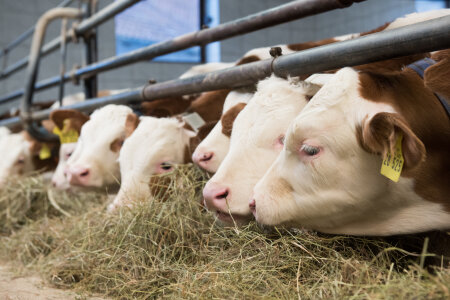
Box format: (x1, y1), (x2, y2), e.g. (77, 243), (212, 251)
(301, 144), (320, 156)
(65, 152), (72, 159)
(16, 157), (25, 164)
(278, 134), (285, 145)
(160, 162), (172, 170)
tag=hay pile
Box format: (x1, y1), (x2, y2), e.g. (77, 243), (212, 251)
(0, 166), (449, 299)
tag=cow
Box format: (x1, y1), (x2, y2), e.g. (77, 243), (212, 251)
(108, 87), (230, 211)
(64, 104), (133, 188)
(202, 75), (326, 224)
(192, 88), (254, 173)
(42, 109), (90, 190)
(0, 129), (58, 186)
(251, 50), (450, 236)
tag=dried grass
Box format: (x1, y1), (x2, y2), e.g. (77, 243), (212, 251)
(0, 166), (449, 299)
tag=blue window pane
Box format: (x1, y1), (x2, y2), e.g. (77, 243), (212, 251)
(115, 0), (201, 63)
(415, 0), (446, 12)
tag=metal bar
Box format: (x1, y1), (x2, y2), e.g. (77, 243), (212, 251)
(0, 0), (365, 102)
(200, 0), (207, 63)
(1, 15), (449, 130)
(0, 0), (74, 60)
(58, 18), (68, 105)
(0, 0), (141, 79)
(21, 7), (83, 142)
(82, 0), (99, 99)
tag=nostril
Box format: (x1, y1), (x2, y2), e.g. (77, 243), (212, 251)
(80, 170), (89, 177)
(200, 152), (213, 162)
(249, 199), (256, 213)
(215, 189), (228, 200)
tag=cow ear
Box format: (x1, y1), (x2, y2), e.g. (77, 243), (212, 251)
(41, 119), (55, 133)
(424, 54), (450, 101)
(50, 109), (90, 131)
(221, 102), (246, 137)
(22, 131), (42, 154)
(125, 113), (140, 138)
(360, 112), (425, 172)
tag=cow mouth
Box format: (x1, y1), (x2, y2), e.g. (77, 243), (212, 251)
(215, 210), (253, 224)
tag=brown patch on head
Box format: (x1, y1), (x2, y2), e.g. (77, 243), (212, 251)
(287, 37), (337, 52)
(22, 131), (43, 154)
(221, 103), (247, 137)
(357, 61), (450, 211)
(41, 119), (55, 133)
(235, 55), (261, 66)
(359, 22), (390, 36)
(110, 137), (125, 153)
(187, 89), (230, 123)
(141, 96), (192, 118)
(97, 90), (113, 97)
(125, 113), (140, 138)
(149, 175), (172, 201)
(50, 109), (90, 134)
(424, 49), (450, 102)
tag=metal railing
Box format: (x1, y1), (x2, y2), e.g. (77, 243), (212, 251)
(0, 0), (448, 143)
(0, 0), (365, 105)
(1, 16), (448, 129)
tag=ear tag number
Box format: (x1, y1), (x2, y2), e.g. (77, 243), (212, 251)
(39, 143), (51, 160)
(53, 119), (79, 144)
(380, 134), (404, 182)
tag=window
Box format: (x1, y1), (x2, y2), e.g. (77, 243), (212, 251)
(415, 0), (448, 12)
(115, 0), (221, 63)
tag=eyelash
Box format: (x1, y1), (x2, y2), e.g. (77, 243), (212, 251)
(160, 162), (172, 170)
(300, 144), (320, 156)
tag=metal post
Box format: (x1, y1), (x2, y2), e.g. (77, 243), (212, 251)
(200, 0), (207, 63)
(59, 18), (68, 105)
(21, 7), (83, 142)
(81, 0), (99, 99)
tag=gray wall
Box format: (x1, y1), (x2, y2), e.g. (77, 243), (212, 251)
(0, 0), (417, 113)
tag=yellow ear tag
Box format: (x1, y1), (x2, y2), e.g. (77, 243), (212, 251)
(380, 134), (404, 182)
(52, 119), (79, 144)
(39, 143), (51, 160)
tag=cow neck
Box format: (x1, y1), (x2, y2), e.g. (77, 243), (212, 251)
(407, 57), (450, 118)
(358, 67), (450, 211)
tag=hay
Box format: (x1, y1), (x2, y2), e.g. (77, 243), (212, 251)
(0, 173), (106, 235)
(0, 165), (449, 299)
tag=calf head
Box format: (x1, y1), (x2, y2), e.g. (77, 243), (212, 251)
(46, 109), (89, 189)
(203, 75), (323, 224)
(66, 104), (135, 187)
(192, 90), (253, 173)
(0, 129), (57, 185)
(108, 116), (195, 211)
(253, 66), (450, 235)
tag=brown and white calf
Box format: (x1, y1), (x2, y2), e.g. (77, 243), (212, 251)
(65, 104), (133, 187)
(0, 128), (58, 185)
(192, 89), (254, 173)
(202, 75), (325, 224)
(252, 50), (450, 236)
(43, 109), (90, 189)
(108, 87), (230, 211)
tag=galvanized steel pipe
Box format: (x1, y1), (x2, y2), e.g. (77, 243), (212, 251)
(0, 0), (141, 79)
(0, 0), (366, 103)
(0, 15), (449, 130)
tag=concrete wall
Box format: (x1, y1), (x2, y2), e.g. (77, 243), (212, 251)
(0, 0), (417, 113)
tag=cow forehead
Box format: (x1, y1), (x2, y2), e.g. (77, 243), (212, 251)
(222, 90), (253, 112)
(120, 117), (184, 164)
(81, 105), (132, 140)
(232, 76), (310, 138)
(0, 134), (28, 163)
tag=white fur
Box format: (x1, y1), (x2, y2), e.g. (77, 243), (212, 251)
(0, 132), (35, 185)
(109, 117), (193, 211)
(179, 62), (234, 79)
(386, 9), (450, 30)
(51, 142), (77, 189)
(204, 75), (323, 220)
(253, 68), (450, 235)
(192, 90), (254, 173)
(66, 104), (133, 187)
